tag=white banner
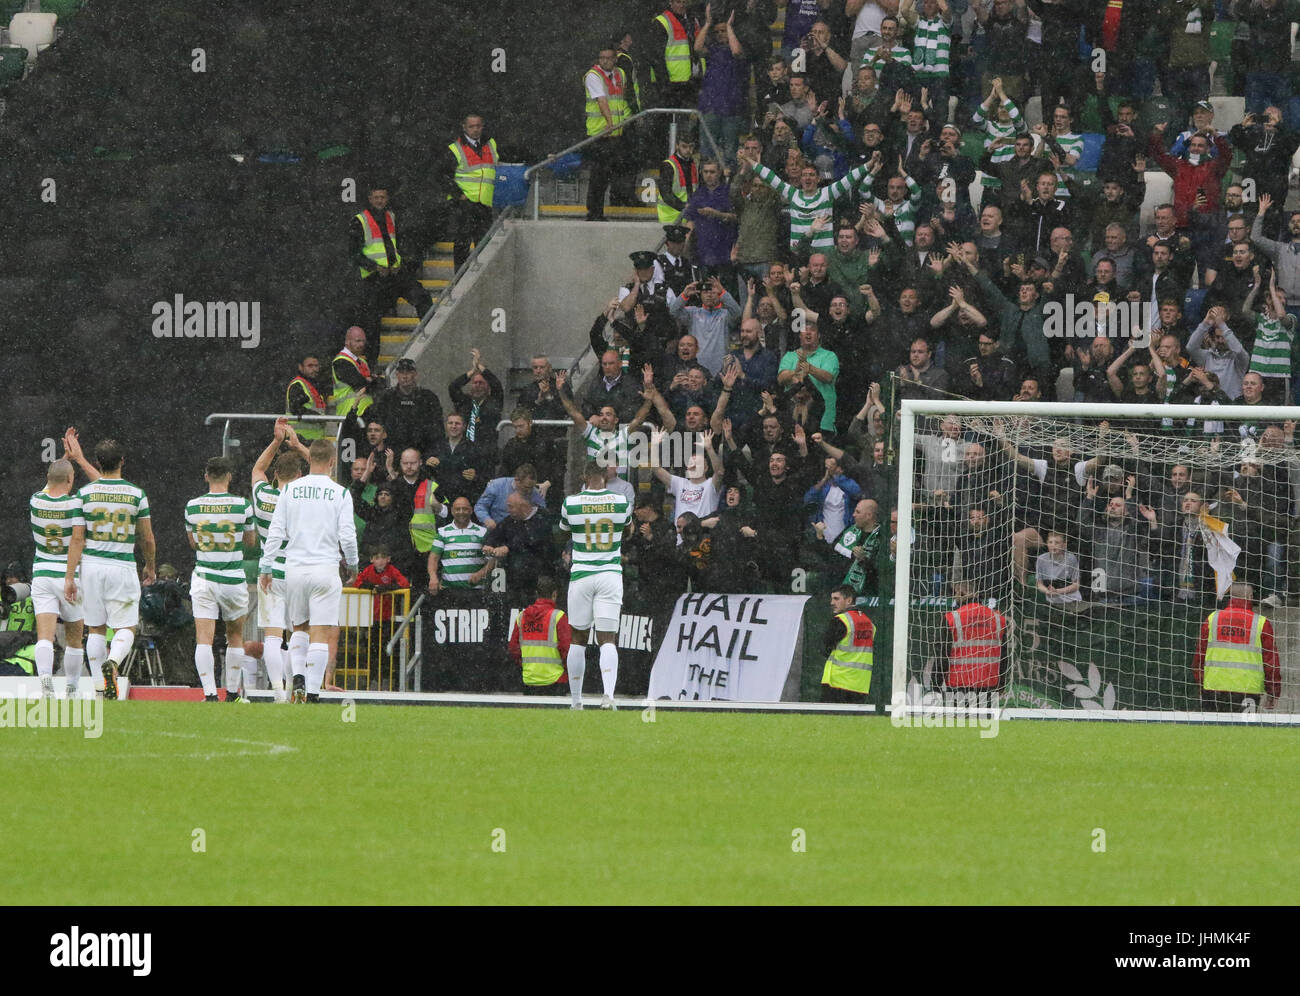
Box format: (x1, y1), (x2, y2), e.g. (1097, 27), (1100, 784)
(648, 593), (809, 702)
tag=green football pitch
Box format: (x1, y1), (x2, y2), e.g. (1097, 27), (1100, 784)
(5, 702), (1297, 905)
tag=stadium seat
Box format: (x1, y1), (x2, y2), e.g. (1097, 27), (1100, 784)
(1076, 133), (1105, 173)
(1183, 288), (1208, 324)
(1138, 170), (1173, 233)
(494, 163), (528, 209)
(1209, 96), (1244, 129)
(8, 12), (56, 62)
(0, 44), (25, 88)
(1024, 95), (1043, 130)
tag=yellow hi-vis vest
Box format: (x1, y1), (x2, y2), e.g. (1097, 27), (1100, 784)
(286, 375), (328, 440)
(653, 10), (692, 83)
(448, 136), (498, 206)
(822, 610), (874, 694)
(520, 607), (566, 686)
(356, 208), (400, 277)
(331, 350), (374, 418)
(657, 154), (697, 224)
(409, 479), (442, 554)
(1203, 610), (1266, 694)
(585, 64), (630, 137)
(4, 643), (35, 674)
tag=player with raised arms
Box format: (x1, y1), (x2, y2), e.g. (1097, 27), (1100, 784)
(185, 456), (257, 702)
(62, 433), (156, 700)
(28, 429), (90, 698)
(559, 460), (633, 710)
(259, 438), (358, 703)
(250, 418), (310, 702)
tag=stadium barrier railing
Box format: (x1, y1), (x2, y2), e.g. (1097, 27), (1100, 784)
(387, 591), (425, 692)
(336, 586), (410, 692)
(523, 107), (726, 221)
(204, 411), (347, 481)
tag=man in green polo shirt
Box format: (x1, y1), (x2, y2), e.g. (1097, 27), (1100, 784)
(777, 316), (840, 434)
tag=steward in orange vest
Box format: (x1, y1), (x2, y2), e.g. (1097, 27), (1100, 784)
(1193, 582), (1280, 712)
(943, 583), (1009, 691)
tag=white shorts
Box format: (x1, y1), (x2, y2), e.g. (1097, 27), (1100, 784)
(567, 573), (623, 632)
(286, 567), (342, 627)
(31, 575), (84, 623)
(80, 560), (141, 630)
(257, 580), (287, 630)
(190, 574), (250, 621)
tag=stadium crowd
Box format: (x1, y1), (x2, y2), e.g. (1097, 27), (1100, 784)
(9, 0), (1300, 700)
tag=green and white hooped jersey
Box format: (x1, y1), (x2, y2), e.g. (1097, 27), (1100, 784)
(185, 492), (252, 585)
(560, 488), (632, 580)
(753, 162), (871, 251)
(252, 481), (286, 579)
(29, 490), (84, 580)
(432, 521), (489, 588)
(78, 478), (149, 565)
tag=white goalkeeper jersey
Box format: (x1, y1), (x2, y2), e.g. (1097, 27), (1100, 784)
(259, 473), (358, 574)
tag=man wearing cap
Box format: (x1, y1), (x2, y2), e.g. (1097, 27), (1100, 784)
(668, 275), (742, 376)
(618, 249), (677, 345)
(656, 132), (698, 226)
(371, 358), (445, 458)
(656, 224), (695, 295)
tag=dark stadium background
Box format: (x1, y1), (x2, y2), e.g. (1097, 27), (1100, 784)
(0, 0), (648, 564)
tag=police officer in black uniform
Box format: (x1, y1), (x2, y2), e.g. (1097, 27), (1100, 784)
(621, 250), (677, 346)
(656, 224), (695, 296)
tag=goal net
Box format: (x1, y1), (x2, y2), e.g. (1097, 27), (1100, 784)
(892, 400), (1300, 724)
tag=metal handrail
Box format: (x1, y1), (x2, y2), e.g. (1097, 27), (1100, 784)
(204, 411), (348, 482)
(386, 202), (524, 379)
(524, 107), (726, 219)
(387, 591), (426, 693)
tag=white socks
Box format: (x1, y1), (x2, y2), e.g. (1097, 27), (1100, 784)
(225, 649), (245, 694)
(263, 639), (285, 690)
(35, 640), (54, 677)
(63, 647), (84, 685)
(306, 643), (328, 694)
(566, 645), (586, 707)
(599, 643), (618, 698)
(108, 628), (134, 666)
(86, 633), (107, 672)
(288, 631), (309, 678)
(195, 644), (217, 696)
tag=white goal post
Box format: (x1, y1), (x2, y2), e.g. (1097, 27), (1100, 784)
(891, 399), (1300, 725)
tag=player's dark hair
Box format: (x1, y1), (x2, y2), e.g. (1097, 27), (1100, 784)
(273, 452), (304, 483)
(583, 460), (605, 482)
(205, 456), (234, 480)
(94, 439), (124, 472)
